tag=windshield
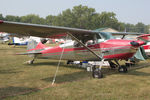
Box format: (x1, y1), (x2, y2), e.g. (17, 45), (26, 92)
(99, 32), (115, 40)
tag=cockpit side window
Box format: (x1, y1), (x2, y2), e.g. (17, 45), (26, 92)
(96, 33), (105, 43)
(73, 33), (104, 47)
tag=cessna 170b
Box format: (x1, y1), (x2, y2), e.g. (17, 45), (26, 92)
(0, 20), (147, 78)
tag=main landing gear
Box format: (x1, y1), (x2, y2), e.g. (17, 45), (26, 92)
(92, 60), (128, 79)
(114, 60), (128, 73)
(92, 59), (105, 79)
(92, 65), (103, 78)
(118, 65), (128, 73)
(108, 60), (128, 73)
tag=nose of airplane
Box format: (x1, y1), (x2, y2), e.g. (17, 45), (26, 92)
(130, 40), (145, 47)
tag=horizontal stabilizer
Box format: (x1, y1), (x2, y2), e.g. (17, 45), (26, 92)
(16, 52), (41, 55)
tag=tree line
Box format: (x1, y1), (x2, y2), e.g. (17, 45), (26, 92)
(0, 5), (149, 33)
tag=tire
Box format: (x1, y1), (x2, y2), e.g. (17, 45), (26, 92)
(92, 66), (103, 78)
(66, 60), (73, 64)
(118, 65), (128, 73)
(28, 60), (34, 64)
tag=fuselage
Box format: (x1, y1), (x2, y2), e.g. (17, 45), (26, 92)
(36, 39), (144, 61)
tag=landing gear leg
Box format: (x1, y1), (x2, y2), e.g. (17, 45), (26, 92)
(114, 59), (128, 73)
(108, 60), (118, 69)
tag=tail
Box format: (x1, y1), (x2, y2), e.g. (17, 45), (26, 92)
(27, 39), (38, 51)
(27, 39), (47, 52)
(16, 39), (47, 55)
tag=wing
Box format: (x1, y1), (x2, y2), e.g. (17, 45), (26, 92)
(0, 20), (97, 37)
(109, 32), (143, 39)
(0, 20), (101, 60)
(110, 32), (143, 35)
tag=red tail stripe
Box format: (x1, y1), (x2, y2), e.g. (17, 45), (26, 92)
(28, 42), (47, 51)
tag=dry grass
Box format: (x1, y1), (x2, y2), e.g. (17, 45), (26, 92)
(0, 43), (150, 100)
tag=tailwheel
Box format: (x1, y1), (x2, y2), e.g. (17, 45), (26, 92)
(66, 60), (73, 64)
(27, 56), (36, 65)
(92, 65), (103, 79)
(118, 65), (128, 73)
(28, 60), (34, 64)
(25, 57), (36, 65)
(25, 60), (34, 64)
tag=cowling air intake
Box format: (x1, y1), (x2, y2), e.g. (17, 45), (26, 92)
(130, 41), (145, 47)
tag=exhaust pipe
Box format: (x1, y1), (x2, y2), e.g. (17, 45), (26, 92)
(130, 41), (145, 47)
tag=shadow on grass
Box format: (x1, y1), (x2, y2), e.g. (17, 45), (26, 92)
(108, 66), (150, 77)
(26, 61), (85, 70)
(0, 86), (39, 99)
(28, 61), (150, 82)
(129, 70), (150, 76)
(0, 69), (23, 74)
(127, 66), (150, 76)
(42, 71), (91, 84)
(0, 49), (9, 50)
(27, 61), (62, 66)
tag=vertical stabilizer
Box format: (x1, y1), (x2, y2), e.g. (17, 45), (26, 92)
(27, 39), (47, 52)
(27, 39), (38, 50)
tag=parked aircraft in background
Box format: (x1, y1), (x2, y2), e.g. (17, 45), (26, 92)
(137, 34), (150, 56)
(8, 37), (29, 46)
(112, 33), (150, 57)
(0, 32), (9, 43)
(8, 36), (46, 47)
(0, 20), (148, 78)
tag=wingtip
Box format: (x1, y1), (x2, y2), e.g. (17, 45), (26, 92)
(0, 20), (3, 23)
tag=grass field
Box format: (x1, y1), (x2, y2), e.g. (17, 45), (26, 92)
(1, 43), (150, 100)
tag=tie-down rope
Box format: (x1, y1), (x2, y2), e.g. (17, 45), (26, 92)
(52, 34), (68, 85)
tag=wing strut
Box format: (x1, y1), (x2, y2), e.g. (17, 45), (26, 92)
(67, 32), (102, 60)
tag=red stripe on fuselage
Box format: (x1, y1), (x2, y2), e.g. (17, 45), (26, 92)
(103, 52), (134, 59)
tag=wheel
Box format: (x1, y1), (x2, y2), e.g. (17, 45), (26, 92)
(92, 66), (103, 78)
(118, 65), (128, 73)
(125, 63), (131, 67)
(27, 60), (34, 64)
(67, 60), (74, 65)
(67, 60), (71, 64)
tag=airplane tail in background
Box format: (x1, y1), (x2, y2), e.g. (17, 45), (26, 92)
(137, 34), (150, 43)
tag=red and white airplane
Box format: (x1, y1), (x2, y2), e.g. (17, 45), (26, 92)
(0, 20), (147, 78)
(137, 34), (150, 56)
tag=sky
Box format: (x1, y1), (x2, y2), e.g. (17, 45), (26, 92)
(0, 0), (150, 25)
